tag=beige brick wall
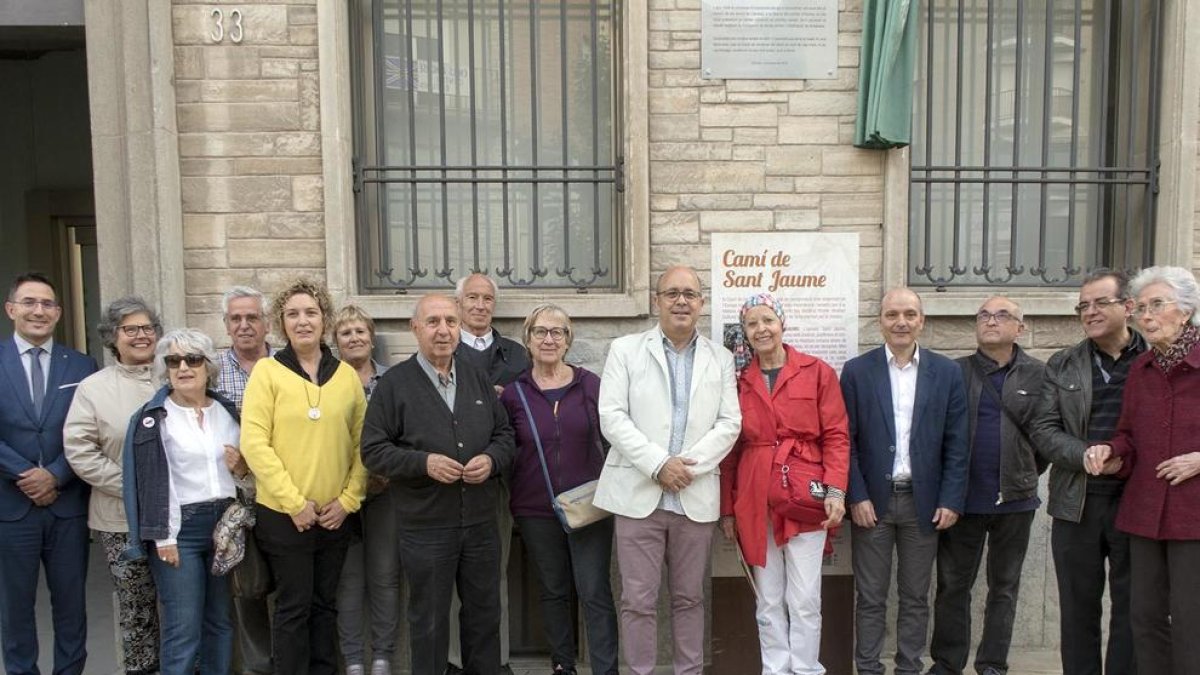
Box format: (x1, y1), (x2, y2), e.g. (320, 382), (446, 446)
(173, 0), (324, 342)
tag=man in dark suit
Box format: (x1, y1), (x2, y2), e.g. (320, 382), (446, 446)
(362, 294), (515, 675)
(0, 272), (98, 675)
(841, 288), (969, 675)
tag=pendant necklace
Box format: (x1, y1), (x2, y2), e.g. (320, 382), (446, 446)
(304, 379), (322, 421)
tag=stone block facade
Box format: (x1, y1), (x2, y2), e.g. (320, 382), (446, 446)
(149, 0), (1200, 660)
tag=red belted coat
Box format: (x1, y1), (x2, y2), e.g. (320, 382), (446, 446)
(719, 345), (850, 567)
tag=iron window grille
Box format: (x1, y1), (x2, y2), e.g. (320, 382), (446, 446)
(910, 0), (1162, 287)
(351, 0), (623, 292)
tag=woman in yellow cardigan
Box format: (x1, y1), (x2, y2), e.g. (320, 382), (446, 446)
(240, 278), (367, 675)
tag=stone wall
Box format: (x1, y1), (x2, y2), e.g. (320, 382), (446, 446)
(172, 0), (325, 340)
(160, 0), (1200, 658)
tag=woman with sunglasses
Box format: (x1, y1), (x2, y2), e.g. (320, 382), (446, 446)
(122, 329), (245, 674)
(498, 304), (618, 675)
(65, 296), (164, 674)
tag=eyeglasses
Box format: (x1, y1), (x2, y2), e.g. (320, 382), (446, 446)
(531, 327), (569, 342)
(975, 310), (1020, 324)
(118, 324), (158, 338)
(1132, 299), (1178, 317)
(9, 298), (60, 311)
(163, 353), (207, 369)
(1073, 297), (1126, 315)
(657, 289), (702, 303)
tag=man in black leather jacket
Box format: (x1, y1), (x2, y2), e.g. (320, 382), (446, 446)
(1031, 269), (1143, 675)
(930, 296), (1046, 675)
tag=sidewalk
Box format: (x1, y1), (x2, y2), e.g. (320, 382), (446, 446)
(36, 543), (1063, 674)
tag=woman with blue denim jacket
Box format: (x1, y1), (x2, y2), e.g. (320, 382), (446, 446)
(122, 328), (248, 675)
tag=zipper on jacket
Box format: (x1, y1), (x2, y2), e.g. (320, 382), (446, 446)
(553, 402), (562, 493)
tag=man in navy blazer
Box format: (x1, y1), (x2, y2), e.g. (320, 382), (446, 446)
(840, 288), (969, 675)
(0, 273), (98, 675)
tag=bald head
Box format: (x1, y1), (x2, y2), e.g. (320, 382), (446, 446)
(411, 294), (461, 366)
(655, 265), (703, 294)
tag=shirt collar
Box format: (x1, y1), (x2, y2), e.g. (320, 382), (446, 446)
(13, 333), (53, 356)
(656, 326), (699, 354)
(461, 328), (494, 350)
(884, 343), (920, 368)
(416, 351), (456, 384)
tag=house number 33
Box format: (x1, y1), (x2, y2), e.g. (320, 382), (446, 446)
(210, 8), (244, 44)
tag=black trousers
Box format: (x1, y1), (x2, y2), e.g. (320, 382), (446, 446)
(930, 510), (1034, 675)
(254, 505), (350, 675)
(399, 520), (501, 675)
(516, 515), (619, 675)
(1051, 492), (1135, 675)
(1128, 535), (1200, 675)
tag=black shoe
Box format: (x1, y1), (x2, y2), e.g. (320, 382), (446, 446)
(444, 666), (463, 675)
(551, 666), (577, 675)
(500, 666), (515, 675)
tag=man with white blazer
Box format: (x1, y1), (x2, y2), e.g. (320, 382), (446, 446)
(595, 265), (741, 675)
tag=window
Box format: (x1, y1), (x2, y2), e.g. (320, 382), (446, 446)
(351, 0), (621, 292)
(910, 1), (1161, 287)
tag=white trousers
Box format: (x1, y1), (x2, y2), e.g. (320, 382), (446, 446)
(752, 526), (827, 675)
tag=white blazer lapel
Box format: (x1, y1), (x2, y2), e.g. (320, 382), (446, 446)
(689, 339), (713, 399)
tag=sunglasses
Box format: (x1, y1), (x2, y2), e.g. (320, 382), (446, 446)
(164, 353), (207, 369)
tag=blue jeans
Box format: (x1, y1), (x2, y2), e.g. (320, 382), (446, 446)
(148, 500), (234, 675)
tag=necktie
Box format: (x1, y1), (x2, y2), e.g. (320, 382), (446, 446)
(29, 347), (45, 418)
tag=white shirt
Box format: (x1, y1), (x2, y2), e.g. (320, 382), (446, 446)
(13, 334), (53, 400)
(157, 398), (240, 546)
(885, 344), (919, 481)
(460, 328), (494, 351)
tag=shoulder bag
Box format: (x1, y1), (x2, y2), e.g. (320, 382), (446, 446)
(515, 382), (611, 533)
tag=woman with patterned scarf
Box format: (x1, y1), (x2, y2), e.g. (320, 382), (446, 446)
(718, 292), (850, 675)
(1085, 265), (1200, 675)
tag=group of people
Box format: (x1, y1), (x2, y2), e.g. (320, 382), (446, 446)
(1, 261), (1198, 675)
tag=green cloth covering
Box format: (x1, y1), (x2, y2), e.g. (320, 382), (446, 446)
(854, 0), (919, 149)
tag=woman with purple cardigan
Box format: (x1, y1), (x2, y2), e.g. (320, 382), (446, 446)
(499, 304), (618, 675)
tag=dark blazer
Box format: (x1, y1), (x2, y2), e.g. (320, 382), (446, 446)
(361, 355), (516, 529)
(0, 337), (98, 521)
(841, 345), (970, 532)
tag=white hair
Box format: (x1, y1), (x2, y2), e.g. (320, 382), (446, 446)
(154, 329), (220, 388)
(222, 286), (267, 318)
(454, 273), (499, 300)
(1130, 265), (1200, 325)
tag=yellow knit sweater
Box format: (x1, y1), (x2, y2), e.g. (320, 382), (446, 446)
(240, 357), (368, 516)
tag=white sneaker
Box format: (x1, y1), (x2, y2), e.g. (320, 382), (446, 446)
(370, 659), (390, 675)
(346, 665), (364, 675)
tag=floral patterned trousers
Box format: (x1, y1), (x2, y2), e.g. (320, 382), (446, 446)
(99, 531), (160, 674)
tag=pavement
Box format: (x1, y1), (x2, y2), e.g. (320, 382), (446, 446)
(35, 543), (1065, 674)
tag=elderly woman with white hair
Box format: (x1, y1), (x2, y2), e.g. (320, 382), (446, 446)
(122, 328), (245, 675)
(1086, 265), (1200, 675)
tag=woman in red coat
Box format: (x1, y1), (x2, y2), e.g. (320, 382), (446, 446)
(1085, 265), (1200, 675)
(719, 293), (850, 675)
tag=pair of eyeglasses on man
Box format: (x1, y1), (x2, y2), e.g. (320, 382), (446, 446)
(1073, 297), (1126, 314)
(163, 353), (207, 369)
(118, 324), (158, 338)
(975, 310), (1020, 324)
(657, 289), (702, 302)
(531, 327), (569, 342)
(10, 299), (60, 311)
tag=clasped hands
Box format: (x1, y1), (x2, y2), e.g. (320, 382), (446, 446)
(290, 498), (350, 533)
(1084, 444), (1200, 485)
(657, 456), (697, 493)
(426, 453), (494, 485)
(17, 467), (58, 507)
